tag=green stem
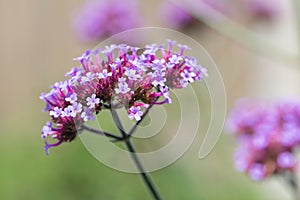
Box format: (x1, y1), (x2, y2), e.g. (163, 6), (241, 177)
(110, 108), (127, 137)
(81, 124), (122, 140)
(171, 0), (299, 66)
(281, 172), (300, 200)
(124, 138), (163, 200)
(293, 0), (300, 55)
(288, 172), (300, 200)
(110, 107), (163, 200)
(127, 103), (154, 137)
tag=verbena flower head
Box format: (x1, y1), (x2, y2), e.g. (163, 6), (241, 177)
(73, 0), (142, 42)
(227, 99), (300, 181)
(159, 1), (194, 29)
(40, 40), (207, 154)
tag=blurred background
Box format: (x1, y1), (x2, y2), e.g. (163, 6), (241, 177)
(0, 0), (300, 199)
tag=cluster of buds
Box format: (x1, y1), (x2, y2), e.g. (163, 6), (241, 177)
(226, 100), (300, 181)
(40, 40), (207, 154)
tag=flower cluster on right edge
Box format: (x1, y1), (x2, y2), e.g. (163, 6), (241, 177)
(226, 99), (300, 181)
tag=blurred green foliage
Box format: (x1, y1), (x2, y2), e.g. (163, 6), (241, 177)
(0, 103), (263, 200)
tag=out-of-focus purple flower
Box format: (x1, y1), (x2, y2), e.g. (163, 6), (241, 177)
(277, 152), (296, 169)
(227, 99), (300, 181)
(197, 0), (228, 19)
(249, 164), (265, 181)
(73, 0), (142, 42)
(40, 40), (207, 154)
(159, 0), (231, 29)
(159, 1), (194, 29)
(240, 0), (280, 22)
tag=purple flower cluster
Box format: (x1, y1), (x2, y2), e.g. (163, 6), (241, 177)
(241, 0), (279, 21)
(73, 0), (142, 42)
(40, 40), (207, 154)
(158, 0), (279, 30)
(159, 1), (194, 29)
(227, 100), (300, 181)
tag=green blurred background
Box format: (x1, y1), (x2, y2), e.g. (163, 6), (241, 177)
(0, 0), (299, 199)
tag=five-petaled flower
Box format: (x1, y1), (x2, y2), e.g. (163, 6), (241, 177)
(86, 94), (100, 108)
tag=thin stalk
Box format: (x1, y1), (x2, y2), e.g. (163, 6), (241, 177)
(128, 97), (159, 137)
(81, 124), (122, 140)
(124, 138), (163, 200)
(110, 107), (163, 200)
(293, 0), (300, 55)
(280, 172), (300, 200)
(287, 172), (300, 200)
(110, 108), (127, 137)
(127, 103), (154, 137)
